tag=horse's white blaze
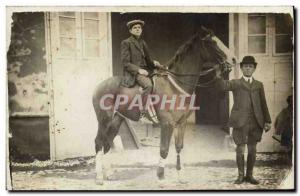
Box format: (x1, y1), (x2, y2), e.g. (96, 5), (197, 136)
(212, 36), (236, 64)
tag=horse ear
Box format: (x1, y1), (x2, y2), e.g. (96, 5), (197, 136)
(201, 26), (209, 33)
(201, 26), (215, 37)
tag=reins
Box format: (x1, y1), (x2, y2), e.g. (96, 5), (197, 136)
(155, 66), (219, 88)
(160, 67), (216, 78)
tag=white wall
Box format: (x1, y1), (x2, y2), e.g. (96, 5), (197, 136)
(46, 12), (112, 160)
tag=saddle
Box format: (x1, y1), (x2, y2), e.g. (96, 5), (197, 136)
(117, 75), (158, 123)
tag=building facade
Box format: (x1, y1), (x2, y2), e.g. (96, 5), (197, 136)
(229, 13), (293, 152)
(8, 11), (293, 161)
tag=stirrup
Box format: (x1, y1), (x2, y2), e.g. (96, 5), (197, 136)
(147, 104), (158, 123)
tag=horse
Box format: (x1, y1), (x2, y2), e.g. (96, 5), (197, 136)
(92, 27), (236, 185)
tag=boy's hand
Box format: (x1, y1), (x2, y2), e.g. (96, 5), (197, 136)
(264, 123), (272, 132)
(138, 69), (149, 76)
(153, 60), (163, 68)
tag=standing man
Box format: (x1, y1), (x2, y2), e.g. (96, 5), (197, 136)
(120, 19), (161, 97)
(218, 56), (272, 185)
(275, 95), (293, 166)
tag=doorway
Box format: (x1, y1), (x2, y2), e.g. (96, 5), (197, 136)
(111, 12), (230, 132)
(195, 79), (229, 132)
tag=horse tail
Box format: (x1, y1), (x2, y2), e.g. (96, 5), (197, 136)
(93, 76), (121, 153)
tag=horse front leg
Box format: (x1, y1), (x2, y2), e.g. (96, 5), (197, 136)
(157, 121), (174, 180)
(174, 122), (187, 183)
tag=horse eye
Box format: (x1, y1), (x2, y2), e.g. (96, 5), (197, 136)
(232, 58), (236, 64)
(202, 34), (211, 41)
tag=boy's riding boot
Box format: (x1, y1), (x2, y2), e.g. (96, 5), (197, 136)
(245, 153), (259, 185)
(234, 154), (245, 184)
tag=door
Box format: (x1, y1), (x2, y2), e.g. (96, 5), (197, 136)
(47, 12), (112, 160)
(236, 13), (293, 152)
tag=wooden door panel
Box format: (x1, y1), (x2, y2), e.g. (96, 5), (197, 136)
(51, 60), (106, 159)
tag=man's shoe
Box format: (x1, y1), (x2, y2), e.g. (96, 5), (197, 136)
(245, 175), (259, 185)
(234, 154), (245, 184)
(234, 175), (244, 184)
(246, 153), (259, 185)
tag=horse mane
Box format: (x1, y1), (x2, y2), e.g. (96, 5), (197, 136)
(166, 32), (202, 69)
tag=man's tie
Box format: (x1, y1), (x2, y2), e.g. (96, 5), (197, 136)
(248, 79), (251, 84)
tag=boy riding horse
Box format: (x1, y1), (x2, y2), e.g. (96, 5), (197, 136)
(120, 19), (162, 98)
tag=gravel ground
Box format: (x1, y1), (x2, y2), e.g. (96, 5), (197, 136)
(10, 153), (293, 190)
(9, 124), (294, 190)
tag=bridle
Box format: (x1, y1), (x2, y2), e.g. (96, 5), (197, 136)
(155, 61), (230, 88)
(152, 26), (234, 89)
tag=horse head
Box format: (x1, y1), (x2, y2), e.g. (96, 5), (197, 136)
(199, 26), (237, 76)
(164, 27), (237, 91)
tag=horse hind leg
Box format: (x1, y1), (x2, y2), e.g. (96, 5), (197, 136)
(105, 113), (124, 152)
(95, 149), (104, 185)
(94, 113), (123, 184)
(102, 114), (125, 180)
(94, 115), (107, 185)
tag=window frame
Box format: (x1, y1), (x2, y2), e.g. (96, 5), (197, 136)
(57, 12), (78, 58)
(55, 12), (102, 59)
(272, 14), (293, 57)
(246, 13), (269, 56)
(81, 13), (102, 59)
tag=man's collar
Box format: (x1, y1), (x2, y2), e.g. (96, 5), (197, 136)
(242, 75), (253, 84)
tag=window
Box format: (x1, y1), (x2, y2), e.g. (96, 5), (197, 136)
(83, 13), (101, 57)
(58, 12), (76, 57)
(275, 14), (293, 54)
(247, 14), (267, 54)
(57, 12), (101, 58)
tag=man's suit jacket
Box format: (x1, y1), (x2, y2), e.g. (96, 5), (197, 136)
(120, 36), (154, 87)
(218, 77), (271, 129)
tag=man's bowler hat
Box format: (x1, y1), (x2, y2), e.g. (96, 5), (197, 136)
(240, 56), (257, 68)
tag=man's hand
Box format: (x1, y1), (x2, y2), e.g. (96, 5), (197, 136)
(264, 123), (272, 132)
(153, 60), (163, 68)
(138, 69), (149, 76)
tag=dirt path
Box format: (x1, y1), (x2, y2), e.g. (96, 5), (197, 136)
(11, 154), (292, 190)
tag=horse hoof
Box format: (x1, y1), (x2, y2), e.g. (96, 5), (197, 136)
(177, 170), (188, 184)
(157, 166), (165, 180)
(95, 174), (104, 185)
(104, 174), (114, 181)
(178, 179), (188, 184)
(95, 178), (104, 185)
(103, 169), (115, 180)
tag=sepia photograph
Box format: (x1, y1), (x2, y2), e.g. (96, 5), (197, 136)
(6, 6), (295, 191)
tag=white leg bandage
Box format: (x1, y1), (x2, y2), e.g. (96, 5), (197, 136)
(95, 151), (104, 175)
(158, 157), (167, 168)
(112, 135), (124, 152)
